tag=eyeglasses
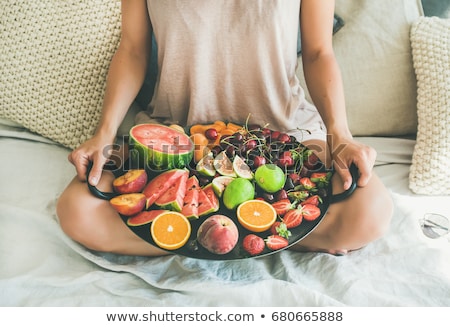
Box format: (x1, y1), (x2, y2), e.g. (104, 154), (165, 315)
(419, 213), (449, 240)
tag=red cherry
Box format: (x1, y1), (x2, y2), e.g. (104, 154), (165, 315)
(246, 139), (258, 151)
(253, 156), (267, 168)
(278, 133), (291, 144)
(205, 128), (218, 140)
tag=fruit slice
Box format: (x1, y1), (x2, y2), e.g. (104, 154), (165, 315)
(113, 169), (148, 194)
(127, 209), (168, 226)
(129, 123), (194, 170)
(213, 151), (237, 177)
(197, 184), (220, 216)
(236, 199), (277, 232)
(143, 169), (189, 208)
(150, 211), (191, 250)
(110, 193), (146, 216)
(254, 164), (286, 193)
(196, 152), (216, 177)
(301, 204), (321, 221)
(222, 177), (255, 210)
(232, 155), (253, 179)
(181, 176), (201, 219)
(211, 175), (235, 197)
(265, 235), (289, 251)
(154, 170), (189, 212)
(282, 209), (303, 229)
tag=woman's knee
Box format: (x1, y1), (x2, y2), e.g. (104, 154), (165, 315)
(56, 181), (116, 252)
(334, 179), (393, 249)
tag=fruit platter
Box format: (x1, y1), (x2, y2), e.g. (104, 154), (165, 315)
(88, 120), (357, 260)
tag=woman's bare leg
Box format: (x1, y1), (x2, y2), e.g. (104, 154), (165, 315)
(291, 139), (393, 254)
(56, 147), (169, 256)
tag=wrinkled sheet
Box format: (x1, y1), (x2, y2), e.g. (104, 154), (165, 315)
(1, 126), (450, 307)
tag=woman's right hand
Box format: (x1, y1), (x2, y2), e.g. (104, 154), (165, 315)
(68, 133), (115, 186)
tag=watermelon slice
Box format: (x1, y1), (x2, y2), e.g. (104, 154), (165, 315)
(143, 169), (188, 208)
(129, 123), (194, 170)
(127, 210), (168, 226)
(197, 184), (219, 216)
(154, 170), (189, 212)
(181, 176), (201, 219)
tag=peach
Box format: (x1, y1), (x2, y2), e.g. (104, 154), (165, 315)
(113, 169), (148, 194)
(197, 214), (239, 255)
(110, 193), (146, 216)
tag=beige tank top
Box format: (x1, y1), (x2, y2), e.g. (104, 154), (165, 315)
(145, 0), (312, 133)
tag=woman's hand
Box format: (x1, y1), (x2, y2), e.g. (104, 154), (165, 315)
(329, 135), (377, 190)
(68, 132), (115, 186)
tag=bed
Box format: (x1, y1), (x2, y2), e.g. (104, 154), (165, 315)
(1, 0), (450, 307)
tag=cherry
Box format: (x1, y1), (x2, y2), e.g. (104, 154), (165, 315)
(271, 131), (281, 141)
(210, 145), (222, 157)
(278, 133), (291, 144)
(245, 139), (257, 151)
(205, 128), (219, 140)
(253, 156), (267, 168)
(275, 189), (288, 201)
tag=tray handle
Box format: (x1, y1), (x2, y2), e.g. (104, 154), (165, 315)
(329, 163), (359, 204)
(86, 161), (119, 201)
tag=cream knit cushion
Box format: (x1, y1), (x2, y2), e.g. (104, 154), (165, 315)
(0, 1), (121, 149)
(409, 16), (450, 195)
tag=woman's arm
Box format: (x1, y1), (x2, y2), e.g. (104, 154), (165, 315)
(69, 0), (152, 185)
(300, 0), (376, 189)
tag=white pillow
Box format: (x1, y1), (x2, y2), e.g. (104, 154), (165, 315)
(409, 16), (450, 195)
(0, 1), (121, 149)
(296, 0), (424, 136)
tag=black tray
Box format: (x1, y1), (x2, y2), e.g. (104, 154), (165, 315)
(87, 154), (358, 260)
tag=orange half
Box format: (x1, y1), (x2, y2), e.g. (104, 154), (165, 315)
(237, 199), (277, 232)
(150, 212), (191, 250)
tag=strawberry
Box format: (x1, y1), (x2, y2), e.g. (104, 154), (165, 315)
(301, 204), (321, 221)
(265, 235), (289, 251)
(301, 195), (321, 206)
(242, 234), (265, 256)
(271, 198), (292, 216)
(282, 208), (303, 228)
(270, 221), (292, 239)
(299, 177), (317, 191)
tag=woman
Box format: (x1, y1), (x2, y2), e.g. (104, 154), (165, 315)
(57, 0), (393, 256)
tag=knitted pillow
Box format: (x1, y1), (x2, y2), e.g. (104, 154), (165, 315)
(0, 1), (121, 149)
(409, 17), (450, 195)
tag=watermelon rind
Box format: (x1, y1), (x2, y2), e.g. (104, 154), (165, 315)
(129, 123), (194, 171)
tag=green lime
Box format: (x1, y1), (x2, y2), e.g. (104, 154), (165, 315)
(223, 178), (255, 210)
(254, 164), (286, 193)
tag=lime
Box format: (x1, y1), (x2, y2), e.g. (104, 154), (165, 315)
(223, 178), (255, 210)
(196, 152), (216, 176)
(254, 164), (286, 193)
(214, 151), (237, 177)
(212, 175), (235, 197)
(232, 155), (253, 180)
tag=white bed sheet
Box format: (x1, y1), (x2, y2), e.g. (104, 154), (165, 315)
(1, 125), (449, 307)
